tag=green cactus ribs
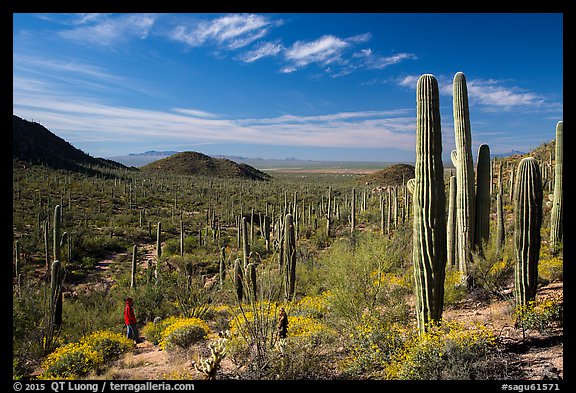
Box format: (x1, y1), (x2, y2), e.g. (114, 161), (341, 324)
(412, 74), (447, 334)
(514, 157), (543, 308)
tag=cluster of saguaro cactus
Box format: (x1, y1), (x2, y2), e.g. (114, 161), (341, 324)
(549, 121), (563, 249)
(412, 74), (447, 334)
(514, 157), (543, 307)
(451, 72), (476, 283)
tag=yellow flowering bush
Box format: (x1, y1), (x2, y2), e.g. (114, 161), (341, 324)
(142, 316), (181, 345)
(292, 292), (330, 318)
(80, 330), (135, 362)
(41, 342), (104, 379)
(159, 317), (210, 350)
(515, 293), (563, 334)
(385, 321), (498, 380)
(40, 330), (135, 379)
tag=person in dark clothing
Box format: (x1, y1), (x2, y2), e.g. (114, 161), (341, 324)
(124, 297), (140, 344)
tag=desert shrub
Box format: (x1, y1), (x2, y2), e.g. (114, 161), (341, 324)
(320, 232), (410, 332)
(345, 310), (408, 377)
(470, 237), (515, 299)
(40, 330), (134, 379)
(79, 330), (135, 362)
(443, 268), (468, 307)
(539, 245), (563, 282)
(515, 293), (563, 334)
(141, 316), (180, 345)
(385, 321), (500, 380)
(159, 317), (210, 350)
(40, 342), (103, 379)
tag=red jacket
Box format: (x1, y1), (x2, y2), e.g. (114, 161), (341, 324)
(124, 302), (137, 325)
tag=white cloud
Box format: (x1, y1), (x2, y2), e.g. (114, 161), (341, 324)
(238, 41), (283, 63)
(13, 74), (417, 154)
(396, 74), (551, 111)
(284, 35), (349, 70)
(170, 14), (280, 50)
(58, 14), (157, 46)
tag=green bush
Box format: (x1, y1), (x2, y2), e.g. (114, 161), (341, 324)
(159, 317), (210, 350)
(515, 293), (563, 334)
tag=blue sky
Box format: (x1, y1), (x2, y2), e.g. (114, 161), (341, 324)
(13, 13), (563, 162)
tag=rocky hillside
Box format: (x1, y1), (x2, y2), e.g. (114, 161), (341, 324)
(357, 163), (415, 187)
(141, 151), (272, 181)
(12, 115), (130, 174)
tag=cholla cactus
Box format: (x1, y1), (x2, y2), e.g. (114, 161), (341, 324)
(192, 332), (230, 380)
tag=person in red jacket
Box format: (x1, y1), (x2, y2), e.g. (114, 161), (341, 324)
(124, 297), (140, 344)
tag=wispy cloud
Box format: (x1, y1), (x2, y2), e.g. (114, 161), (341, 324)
(170, 14), (281, 50)
(13, 73), (417, 154)
(395, 74), (558, 112)
(282, 35), (349, 73)
(57, 13), (157, 46)
(238, 41), (283, 63)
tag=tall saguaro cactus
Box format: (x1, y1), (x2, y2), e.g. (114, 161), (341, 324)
(284, 213), (297, 301)
(447, 176), (457, 266)
(475, 144), (491, 249)
(550, 121), (563, 250)
(412, 74), (447, 334)
(53, 205), (62, 262)
(452, 72), (475, 283)
(514, 157), (543, 307)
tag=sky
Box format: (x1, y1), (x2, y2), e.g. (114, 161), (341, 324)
(12, 13), (563, 162)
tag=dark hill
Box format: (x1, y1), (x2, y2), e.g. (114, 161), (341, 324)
(357, 163), (415, 187)
(141, 151), (272, 181)
(12, 115), (130, 174)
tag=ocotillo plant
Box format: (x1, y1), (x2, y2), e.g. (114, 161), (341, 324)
(447, 176), (457, 266)
(550, 121), (563, 250)
(452, 71), (476, 284)
(475, 144), (491, 249)
(284, 213), (296, 301)
(514, 157), (543, 308)
(412, 74), (447, 334)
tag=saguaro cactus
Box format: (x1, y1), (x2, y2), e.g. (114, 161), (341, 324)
(284, 213), (296, 301)
(233, 258), (243, 302)
(475, 144), (491, 249)
(496, 193), (505, 252)
(550, 121), (563, 249)
(514, 157), (543, 307)
(53, 205), (62, 262)
(452, 71), (476, 283)
(50, 259), (63, 327)
(412, 74), (447, 334)
(447, 176), (457, 266)
(131, 245), (137, 289)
